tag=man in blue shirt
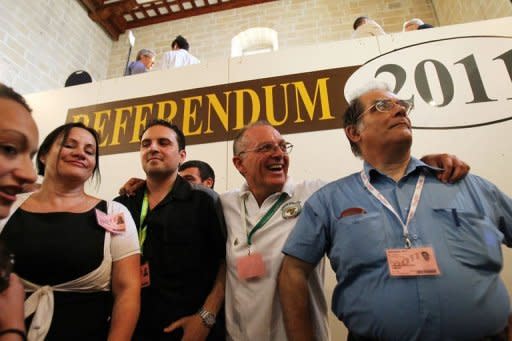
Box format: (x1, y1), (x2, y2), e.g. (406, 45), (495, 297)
(125, 49), (155, 75)
(278, 82), (512, 341)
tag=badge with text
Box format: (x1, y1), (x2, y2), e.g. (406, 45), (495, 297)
(236, 252), (266, 280)
(140, 262), (151, 287)
(386, 247), (441, 277)
(95, 209), (126, 234)
(281, 201), (302, 219)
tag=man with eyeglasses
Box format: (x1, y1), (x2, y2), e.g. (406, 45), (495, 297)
(221, 121), (329, 341)
(278, 82), (512, 341)
(220, 119), (469, 341)
(125, 49), (156, 75)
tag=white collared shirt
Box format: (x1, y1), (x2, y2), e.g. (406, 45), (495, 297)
(220, 178), (330, 341)
(351, 20), (386, 38)
(160, 49), (200, 69)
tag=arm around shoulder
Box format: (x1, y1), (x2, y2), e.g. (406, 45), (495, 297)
(420, 153), (470, 183)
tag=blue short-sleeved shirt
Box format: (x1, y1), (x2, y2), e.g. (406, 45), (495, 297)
(283, 157), (512, 341)
(126, 60), (147, 75)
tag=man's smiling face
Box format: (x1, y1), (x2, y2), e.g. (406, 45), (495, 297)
(233, 125), (290, 199)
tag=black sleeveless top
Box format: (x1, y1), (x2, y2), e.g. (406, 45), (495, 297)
(0, 201), (112, 340)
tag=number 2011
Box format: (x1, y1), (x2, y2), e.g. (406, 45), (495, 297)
(374, 48), (512, 107)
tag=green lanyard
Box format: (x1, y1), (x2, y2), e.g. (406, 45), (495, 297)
(138, 187), (173, 253)
(244, 192), (288, 246)
(138, 190), (150, 253)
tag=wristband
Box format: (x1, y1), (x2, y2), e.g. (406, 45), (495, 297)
(0, 329), (26, 341)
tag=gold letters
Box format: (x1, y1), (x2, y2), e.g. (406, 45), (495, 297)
(65, 67), (352, 156)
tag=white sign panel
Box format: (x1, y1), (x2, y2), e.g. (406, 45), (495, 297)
(345, 36), (512, 129)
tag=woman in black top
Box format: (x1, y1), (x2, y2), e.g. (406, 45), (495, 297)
(0, 122), (140, 341)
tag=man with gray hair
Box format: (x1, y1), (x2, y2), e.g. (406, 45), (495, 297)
(220, 121), (329, 341)
(125, 48), (155, 75)
(403, 18), (425, 31)
(278, 82), (512, 340)
(221, 119), (470, 341)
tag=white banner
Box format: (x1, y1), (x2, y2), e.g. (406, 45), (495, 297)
(345, 36), (512, 129)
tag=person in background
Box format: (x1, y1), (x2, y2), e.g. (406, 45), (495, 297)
(126, 49), (156, 76)
(418, 23), (434, 30)
(160, 35), (200, 69)
(179, 160), (215, 190)
(403, 18), (425, 31)
(0, 83), (39, 341)
(351, 16), (385, 38)
(0, 122), (140, 341)
(279, 82), (512, 341)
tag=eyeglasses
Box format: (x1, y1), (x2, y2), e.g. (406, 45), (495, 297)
(238, 142), (293, 156)
(359, 98), (414, 120)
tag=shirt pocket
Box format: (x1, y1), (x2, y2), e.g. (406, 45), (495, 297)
(434, 208), (504, 271)
(331, 211), (387, 273)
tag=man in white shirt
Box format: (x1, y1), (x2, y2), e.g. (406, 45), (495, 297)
(351, 16), (386, 38)
(160, 35), (200, 70)
(221, 121), (329, 341)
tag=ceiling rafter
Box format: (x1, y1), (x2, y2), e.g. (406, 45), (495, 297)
(78, 0), (278, 41)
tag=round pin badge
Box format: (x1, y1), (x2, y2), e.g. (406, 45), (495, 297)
(281, 201), (302, 219)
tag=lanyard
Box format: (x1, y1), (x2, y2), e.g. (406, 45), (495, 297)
(241, 193), (288, 250)
(138, 190), (150, 252)
(360, 170), (425, 248)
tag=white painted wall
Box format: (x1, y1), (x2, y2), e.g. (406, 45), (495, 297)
(24, 17), (512, 339)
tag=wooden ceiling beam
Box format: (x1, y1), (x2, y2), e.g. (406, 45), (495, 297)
(78, 0), (278, 40)
(177, 0), (186, 12)
(79, 0), (137, 40)
(126, 0), (278, 29)
(137, 3), (152, 19)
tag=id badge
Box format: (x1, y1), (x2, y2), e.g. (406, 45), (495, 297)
(236, 252), (266, 280)
(140, 262), (151, 287)
(95, 209), (126, 234)
(386, 246), (441, 276)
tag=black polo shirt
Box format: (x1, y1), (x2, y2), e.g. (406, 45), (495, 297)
(115, 175), (226, 340)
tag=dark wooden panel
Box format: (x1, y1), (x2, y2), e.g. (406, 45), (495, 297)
(78, 0), (278, 40)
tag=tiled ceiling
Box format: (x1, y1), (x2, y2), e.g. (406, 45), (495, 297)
(79, 0), (278, 40)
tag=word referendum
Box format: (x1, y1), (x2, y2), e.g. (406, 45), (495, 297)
(67, 66), (358, 155)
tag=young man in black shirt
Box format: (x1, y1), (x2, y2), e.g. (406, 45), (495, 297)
(115, 120), (226, 341)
